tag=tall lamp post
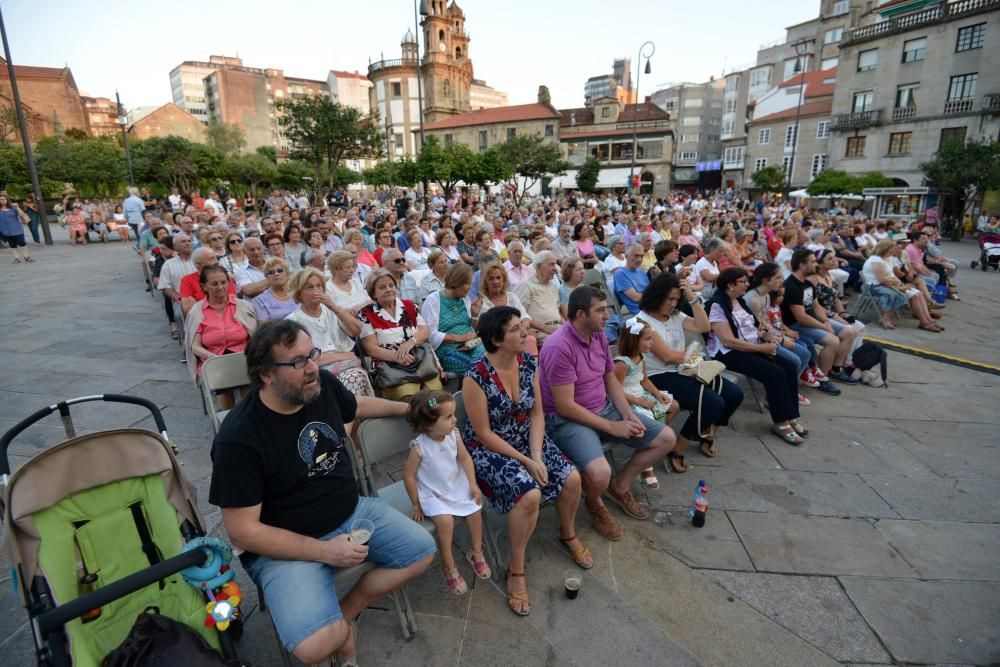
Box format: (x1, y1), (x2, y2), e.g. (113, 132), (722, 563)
(785, 38), (811, 200)
(116, 91), (135, 185)
(413, 0), (429, 211)
(629, 41), (655, 197)
(0, 3), (52, 244)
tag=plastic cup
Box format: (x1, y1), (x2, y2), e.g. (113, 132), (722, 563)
(564, 569), (582, 600)
(349, 519), (374, 545)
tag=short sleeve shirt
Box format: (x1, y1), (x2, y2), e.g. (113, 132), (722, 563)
(539, 322), (614, 415)
(614, 267), (649, 315)
(637, 310), (688, 375)
(781, 274), (815, 325)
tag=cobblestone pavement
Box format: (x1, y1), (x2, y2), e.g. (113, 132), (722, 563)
(1, 234), (997, 666)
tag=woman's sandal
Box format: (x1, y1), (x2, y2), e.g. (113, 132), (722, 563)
(665, 451), (687, 473)
(559, 534), (594, 569)
(170, 330), (179, 340)
(466, 550), (492, 580)
(443, 566), (468, 595)
(698, 438), (717, 458)
(789, 420), (810, 438)
(772, 423), (804, 446)
(505, 569), (531, 616)
(641, 468), (660, 488)
(919, 322), (944, 333)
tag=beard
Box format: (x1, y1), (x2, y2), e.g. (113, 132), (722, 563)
(273, 370), (322, 406)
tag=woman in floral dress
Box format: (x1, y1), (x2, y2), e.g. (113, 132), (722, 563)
(462, 306), (590, 617)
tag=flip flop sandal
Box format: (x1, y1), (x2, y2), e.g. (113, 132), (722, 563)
(641, 469), (660, 488)
(443, 566), (468, 595)
(698, 439), (717, 458)
(772, 424), (804, 445)
(790, 420), (810, 437)
(466, 550), (492, 579)
(665, 451), (687, 473)
(24, 256), (33, 262)
(559, 534), (594, 569)
(505, 569), (530, 616)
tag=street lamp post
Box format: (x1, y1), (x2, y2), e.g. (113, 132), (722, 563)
(413, 0), (429, 212)
(629, 41), (655, 198)
(785, 38), (811, 199)
(0, 3), (52, 244)
(116, 91), (135, 186)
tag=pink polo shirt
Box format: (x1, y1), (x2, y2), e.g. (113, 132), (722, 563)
(905, 243), (928, 272)
(539, 321), (614, 415)
(197, 296), (249, 370)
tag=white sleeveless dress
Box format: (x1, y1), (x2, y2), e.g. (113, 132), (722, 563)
(411, 430), (480, 517)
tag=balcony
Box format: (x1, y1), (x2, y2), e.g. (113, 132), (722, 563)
(944, 99), (974, 115)
(368, 56), (418, 74)
(832, 109), (881, 131)
(891, 106), (916, 122)
(844, 0), (1000, 44)
(984, 94), (1000, 114)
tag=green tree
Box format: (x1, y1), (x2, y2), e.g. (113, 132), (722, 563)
(921, 137), (1000, 216)
(0, 143), (28, 192)
(807, 169), (893, 196)
(576, 156), (601, 194)
(226, 153), (279, 194)
(416, 136), (477, 196)
(205, 122), (247, 156)
(466, 147), (513, 198)
(275, 96), (382, 191)
(750, 165), (788, 192)
(275, 160), (315, 191)
(495, 134), (569, 201)
(132, 136), (202, 192)
(0, 106), (19, 144)
(35, 135), (126, 196)
(362, 161), (393, 189)
(255, 145), (277, 163)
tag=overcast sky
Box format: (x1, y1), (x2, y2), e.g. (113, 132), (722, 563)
(4, 0), (817, 110)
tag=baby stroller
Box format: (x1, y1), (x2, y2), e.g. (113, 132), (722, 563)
(971, 234), (1000, 271)
(1, 395), (245, 666)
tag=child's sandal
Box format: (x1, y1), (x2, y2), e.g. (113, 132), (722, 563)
(444, 566), (468, 594)
(466, 550), (492, 579)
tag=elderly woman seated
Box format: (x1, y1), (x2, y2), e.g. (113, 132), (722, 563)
(861, 239), (942, 332)
(420, 262), (486, 375)
(359, 268), (444, 401)
(478, 260), (537, 355)
(252, 257), (297, 321)
(285, 266), (375, 396)
(515, 250), (562, 344)
(184, 264), (258, 409)
(325, 250), (371, 313)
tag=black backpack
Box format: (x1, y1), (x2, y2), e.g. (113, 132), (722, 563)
(851, 341), (887, 385)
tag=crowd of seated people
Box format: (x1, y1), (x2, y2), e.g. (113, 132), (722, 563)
(124, 185), (969, 665)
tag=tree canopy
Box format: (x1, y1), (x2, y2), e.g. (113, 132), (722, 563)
(205, 122), (247, 156)
(920, 137), (1000, 214)
(495, 134), (568, 200)
(750, 165), (787, 192)
(576, 156), (601, 194)
(807, 169), (892, 196)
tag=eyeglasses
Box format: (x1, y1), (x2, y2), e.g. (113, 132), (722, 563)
(391, 258), (405, 264)
(272, 347), (321, 370)
(229, 238), (244, 245)
(266, 268), (286, 276)
(209, 237), (222, 243)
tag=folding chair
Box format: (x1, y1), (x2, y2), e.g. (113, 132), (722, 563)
(722, 370), (767, 415)
(583, 267), (604, 290)
(141, 252), (158, 299)
(198, 353), (250, 434)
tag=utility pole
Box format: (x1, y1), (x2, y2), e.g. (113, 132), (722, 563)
(116, 91), (135, 185)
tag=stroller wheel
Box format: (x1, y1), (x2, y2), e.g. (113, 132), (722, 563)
(971, 260), (978, 269)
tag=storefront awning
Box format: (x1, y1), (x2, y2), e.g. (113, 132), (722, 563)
(596, 167), (634, 189)
(549, 170), (578, 190)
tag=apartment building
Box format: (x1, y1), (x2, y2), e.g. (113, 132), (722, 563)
(650, 79), (725, 189)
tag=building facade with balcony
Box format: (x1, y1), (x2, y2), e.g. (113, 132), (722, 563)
(169, 56), (245, 124)
(557, 97), (673, 196)
(650, 80), (724, 188)
(828, 0), (1000, 186)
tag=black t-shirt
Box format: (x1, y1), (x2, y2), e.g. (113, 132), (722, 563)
(781, 274), (816, 325)
(209, 371), (358, 565)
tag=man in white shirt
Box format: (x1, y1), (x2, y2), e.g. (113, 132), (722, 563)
(234, 237), (268, 298)
(159, 234), (196, 353)
(204, 192), (225, 217)
(168, 187), (184, 213)
(296, 192), (310, 210)
(503, 240), (533, 292)
(551, 224), (579, 264)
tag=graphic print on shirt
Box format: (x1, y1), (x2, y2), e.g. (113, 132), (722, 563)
(297, 421), (346, 478)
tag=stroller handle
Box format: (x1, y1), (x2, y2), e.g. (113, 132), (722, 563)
(0, 394), (169, 477)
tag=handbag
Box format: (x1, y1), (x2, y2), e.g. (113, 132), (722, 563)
(374, 342), (439, 389)
(678, 359), (725, 385)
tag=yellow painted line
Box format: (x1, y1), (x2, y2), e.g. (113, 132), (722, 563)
(864, 336), (1000, 376)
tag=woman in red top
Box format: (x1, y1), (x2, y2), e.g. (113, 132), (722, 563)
(372, 227), (396, 267)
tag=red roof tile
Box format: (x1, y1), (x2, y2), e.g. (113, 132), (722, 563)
(750, 99), (833, 124)
(329, 70), (368, 80)
(421, 103), (560, 130)
(0, 64), (71, 80)
(778, 67), (837, 99)
(558, 100), (669, 127)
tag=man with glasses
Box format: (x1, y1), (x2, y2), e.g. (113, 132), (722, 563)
(381, 248), (408, 285)
(210, 320), (434, 666)
(614, 244), (650, 316)
(235, 237), (269, 298)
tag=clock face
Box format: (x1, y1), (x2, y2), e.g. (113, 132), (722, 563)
(438, 41), (446, 52)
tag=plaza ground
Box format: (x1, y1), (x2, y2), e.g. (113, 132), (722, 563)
(0, 233), (998, 666)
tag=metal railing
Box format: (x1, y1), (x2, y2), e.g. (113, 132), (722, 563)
(944, 99), (974, 114)
(891, 107), (916, 121)
(832, 109), (881, 130)
(844, 0), (1000, 44)
(368, 57), (417, 73)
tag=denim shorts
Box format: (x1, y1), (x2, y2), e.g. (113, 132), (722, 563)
(545, 401), (665, 468)
(793, 319), (845, 345)
(246, 496), (436, 651)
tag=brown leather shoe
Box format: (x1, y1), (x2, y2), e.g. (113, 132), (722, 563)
(587, 503), (623, 541)
(606, 485), (649, 520)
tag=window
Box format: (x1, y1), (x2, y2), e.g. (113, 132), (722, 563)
(784, 123), (799, 150)
(443, 80), (451, 97)
(895, 83), (918, 109)
(782, 155), (795, 176)
(684, 98), (703, 108)
(939, 126), (967, 149)
(708, 117), (721, 126)
(507, 128), (517, 138)
(479, 130), (488, 150)
(679, 151), (698, 161)
(601, 107), (610, 118)
(948, 73), (977, 101)
(754, 157), (768, 172)
(722, 119), (735, 136)
(683, 117), (702, 126)
(394, 133), (404, 152)
(888, 132), (912, 155)
(816, 120), (830, 139)
(444, 134), (453, 147)
(711, 100), (723, 109)
(724, 99), (737, 113)
(705, 152), (721, 161)
(725, 76), (740, 92)
(750, 67), (771, 87)
(857, 49), (878, 72)
(783, 58), (804, 81)
(723, 146), (745, 168)
(758, 128), (772, 144)
(902, 37), (927, 62)
(810, 154), (828, 178)
(662, 100), (675, 111)
(853, 90), (874, 112)
(956, 23), (986, 52)
(845, 136), (866, 157)
(707, 135), (720, 143)
(832, 0), (849, 15)
(821, 57), (839, 70)
(681, 133), (701, 143)
(391, 82), (402, 97)
(544, 124), (554, 137)
(824, 27), (843, 44)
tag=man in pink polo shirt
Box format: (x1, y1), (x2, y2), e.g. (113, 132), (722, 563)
(539, 285), (675, 541)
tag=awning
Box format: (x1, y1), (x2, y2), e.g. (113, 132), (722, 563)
(549, 170), (578, 190)
(596, 167), (634, 189)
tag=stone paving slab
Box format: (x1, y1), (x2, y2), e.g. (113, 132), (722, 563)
(631, 506), (757, 571)
(703, 570), (891, 664)
(761, 429), (939, 478)
(840, 577), (1000, 665)
(874, 518), (1000, 581)
(861, 473), (1000, 522)
(727, 512), (918, 577)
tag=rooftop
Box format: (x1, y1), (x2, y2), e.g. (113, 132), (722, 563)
(751, 98), (833, 124)
(559, 100), (670, 127)
(778, 67), (838, 99)
(421, 102), (560, 130)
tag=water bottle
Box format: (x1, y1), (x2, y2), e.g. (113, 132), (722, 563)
(690, 480), (709, 528)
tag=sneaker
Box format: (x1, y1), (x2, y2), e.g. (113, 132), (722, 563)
(812, 368), (830, 382)
(587, 502), (623, 541)
(828, 370), (859, 385)
(798, 393), (812, 406)
(817, 380), (841, 396)
(800, 370), (820, 388)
